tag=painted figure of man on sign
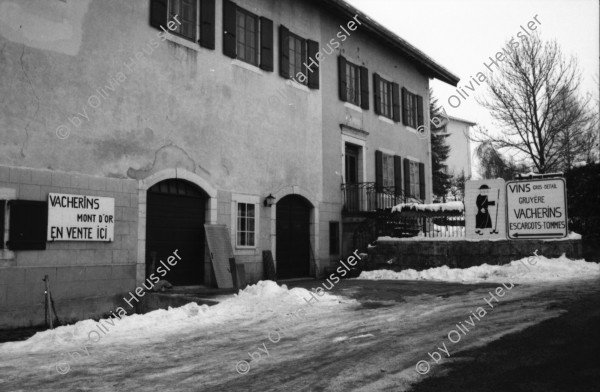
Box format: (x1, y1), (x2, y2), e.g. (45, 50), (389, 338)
(475, 184), (497, 235)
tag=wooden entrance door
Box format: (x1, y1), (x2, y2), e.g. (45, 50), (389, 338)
(146, 179), (206, 286)
(276, 195), (311, 279)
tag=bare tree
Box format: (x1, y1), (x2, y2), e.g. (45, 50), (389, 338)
(476, 33), (596, 173)
(474, 139), (528, 180)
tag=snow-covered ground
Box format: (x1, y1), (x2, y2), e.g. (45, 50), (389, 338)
(0, 256), (599, 391)
(357, 254), (600, 284)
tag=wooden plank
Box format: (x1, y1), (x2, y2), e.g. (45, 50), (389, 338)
(204, 225), (234, 289)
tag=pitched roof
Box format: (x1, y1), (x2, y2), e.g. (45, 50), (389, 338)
(315, 0), (460, 86)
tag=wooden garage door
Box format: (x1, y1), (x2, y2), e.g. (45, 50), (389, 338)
(146, 179), (206, 286)
(276, 195), (311, 279)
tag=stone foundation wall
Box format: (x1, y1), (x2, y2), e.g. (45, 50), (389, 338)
(367, 239), (583, 271)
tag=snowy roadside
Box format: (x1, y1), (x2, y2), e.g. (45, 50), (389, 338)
(356, 254), (600, 284)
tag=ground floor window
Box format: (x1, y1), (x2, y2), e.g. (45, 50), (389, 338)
(237, 202), (256, 247)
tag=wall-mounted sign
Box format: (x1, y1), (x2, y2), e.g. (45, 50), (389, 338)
(465, 179), (507, 240)
(506, 178), (568, 239)
(47, 193), (114, 242)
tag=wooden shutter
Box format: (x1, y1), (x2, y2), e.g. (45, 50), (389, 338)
(150, 0), (168, 30)
(419, 162), (426, 201)
(417, 95), (424, 127)
(360, 66), (369, 110)
(394, 156), (403, 197)
(307, 40), (320, 89)
(7, 200), (47, 250)
(392, 82), (401, 122)
(259, 17), (274, 71)
(279, 25), (290, 78)
(373, 74), (381, 115)
(404, 158), (411, 197)
(222, 0), (237, 58)
(0, 200), (5, 249)
(375, 151), (383, 192)
(199, 0), (216, 49)
(402, 87), (409, 126)
(338, 56), (347, 101)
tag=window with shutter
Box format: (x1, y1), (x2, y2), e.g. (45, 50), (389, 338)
(235, 7), (259, 66)
(374, 76), (393, 119)
(401, 88), (424, 129)
(343, 61), (361, 106)
(169, 0), (197, 41)
(7, 200), (47, 251)
(289, 32), (307, 84)
(150, 0), (215, 48)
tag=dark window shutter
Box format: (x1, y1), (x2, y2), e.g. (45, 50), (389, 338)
(150, 0), (168, 30)
(373, 73), (381, 115)
(375, 150), (383, 192)
(360, 66), (369, 110)
(199, 0), (216, 49)
(306, 40), (320, 89)
(0, 200), (5, 249)
(402, 87), (409, 126)
(259, 17), (274, 71)
(392, 82), (401, 122)
(7, 200), (47, 251)
(279, 25), (290, 78)
(223, 0), (237, 58)
(404, 158), (411, 197)
(338, 56), (347, 101)
(394, 156), (403, 197)
(419, 162), (426, 201)
(417, 95), (424, 127)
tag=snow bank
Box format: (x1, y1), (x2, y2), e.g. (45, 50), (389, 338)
(392, 201), (464, 214)
(357, 255), (600, 284)
(0, 281), (344, 353)
(377, 231), (581, 242)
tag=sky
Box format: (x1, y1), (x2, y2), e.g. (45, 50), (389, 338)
(346, 0), (600, 164)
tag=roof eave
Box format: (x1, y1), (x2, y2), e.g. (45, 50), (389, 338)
(315, 0), (460, 86)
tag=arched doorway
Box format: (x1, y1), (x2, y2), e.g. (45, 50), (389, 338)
(276, 195), (312, 279)
(146, 179), (207, 286)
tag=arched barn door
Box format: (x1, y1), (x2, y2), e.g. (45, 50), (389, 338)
(146, 179), (207, 286)
(276, 195), (312, 279)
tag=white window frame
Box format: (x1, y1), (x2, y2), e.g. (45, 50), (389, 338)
(231, 194), (260, 251)
(0, 188), (16, 261)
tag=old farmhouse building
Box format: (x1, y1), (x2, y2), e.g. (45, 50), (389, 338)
(0, 0), (458, 327)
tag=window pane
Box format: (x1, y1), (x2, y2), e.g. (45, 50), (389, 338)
(247, 232), (255, 247)
(247, 205), (255, 218)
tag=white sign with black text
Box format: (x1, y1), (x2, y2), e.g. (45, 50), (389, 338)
(47, 193), (115, 242)
(506, 178), (568, 239)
